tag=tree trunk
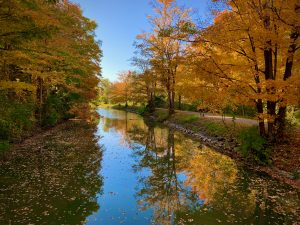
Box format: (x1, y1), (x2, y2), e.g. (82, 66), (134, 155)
(276, 24), (299, 138)
(256, 100), (266, 137)
(178, 95), (182, 110)
(147, 92), (155, 113)
(168, 90), (175, 115)
(166, 73), (175, 115)
(247, 29), (266, 138)
(36, 77), (43, 125)
(169, 72), (176, 115)
(263, 8), (276, 140)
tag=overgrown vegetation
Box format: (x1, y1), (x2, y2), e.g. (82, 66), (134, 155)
(0, 95), (35, 151)
(238, 127), (271, 165)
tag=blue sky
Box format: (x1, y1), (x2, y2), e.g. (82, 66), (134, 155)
(71, 0), (212, 81)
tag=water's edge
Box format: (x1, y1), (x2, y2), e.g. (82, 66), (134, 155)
(116, 106), (300, 189)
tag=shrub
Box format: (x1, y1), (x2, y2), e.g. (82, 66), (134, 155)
(0, 94), (34, 141)
(137, 106), (147, 115)
(154, 95), (166, 108)
(0, 119), (10, 140)
(0, 140), (10, 153)
(42, 92), (73, 127)
(238, 126), (271, 164)
(295, 108), (300, 120)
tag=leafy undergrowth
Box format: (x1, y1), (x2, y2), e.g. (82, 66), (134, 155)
(238, 127), (271, 165)
(272, 128), (300, 179)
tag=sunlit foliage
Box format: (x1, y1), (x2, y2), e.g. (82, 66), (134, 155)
(0, 0), (102, 145)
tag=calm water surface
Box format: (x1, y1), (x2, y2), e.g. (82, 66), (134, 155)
(0, 108), (299, 225)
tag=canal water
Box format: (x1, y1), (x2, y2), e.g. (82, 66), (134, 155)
(0, 108), (299, 225)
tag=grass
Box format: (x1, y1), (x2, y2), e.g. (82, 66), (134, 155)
(177, 115), (199, 124)
(154, 110), (169, 122)
(202, 121), (228, 136)
(170, 111), (248, 141)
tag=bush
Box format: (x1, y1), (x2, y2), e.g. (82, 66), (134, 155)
(238, 126), (271, 164)
(0, 140), (10, 153)
(137, 106), (147, 115)
(0, 94), (34, 141)
(175, 102), (198, 111)
(42, 92), (73, 127)
(286, 107), (300, 126)
(295, 109), (300, 120)
(154, 95), (166, 108)
(0, 119), (10, 140)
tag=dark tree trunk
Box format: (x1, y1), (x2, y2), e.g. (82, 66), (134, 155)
(256, 99), (266, 137)
(264, 40), (276, 139)
(248, 29), (266, 138)
(276, 24), (299, 138)
(36, 77), (44, 125)
(147, 92), (155, 113)
(263, 9), (276, 140)
(166, 74), (175, 115)
(169, 72), (176, 115)
(178, 95), (182, 110)
(168, 90), (175, 115)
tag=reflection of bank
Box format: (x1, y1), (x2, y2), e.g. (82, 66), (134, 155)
(127, 115), (299, 225)
(129, 122), (195, 225)
(0, 122), (104, 225)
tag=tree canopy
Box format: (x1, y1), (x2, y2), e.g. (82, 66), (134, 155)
(0, 0), (102, 146)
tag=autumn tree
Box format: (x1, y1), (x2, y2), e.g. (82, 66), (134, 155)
(99, 78), (111, 104)
(109, 71), (134, 106)
(211, 0), (299, 140)
(0, 0), (101, 145)
(136, 0), (193, 115)
(132, 56), (158, 112)
(169, 0), (299, 140)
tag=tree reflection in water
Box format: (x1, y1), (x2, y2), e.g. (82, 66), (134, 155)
(115, 115), (299, 225)
(0, 122), (103, 225)
(126, 121), (198, 225)
(97, 109), (299, 225)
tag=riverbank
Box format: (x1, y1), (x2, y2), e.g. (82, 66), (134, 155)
(108, 104), (300, 189)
